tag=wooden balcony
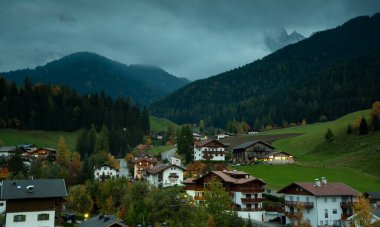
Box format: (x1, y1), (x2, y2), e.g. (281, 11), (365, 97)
(340, 202), (355, 208)
(194, 196), (205, 201)
(235, 207), (263, 212)
(285, 201), (314, 208)
(241, 198), (264, 203)
(240, 187), (265, 193)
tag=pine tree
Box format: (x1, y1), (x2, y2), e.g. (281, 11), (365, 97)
(359, 117), (369, 135)
(177, 125), (194, 163)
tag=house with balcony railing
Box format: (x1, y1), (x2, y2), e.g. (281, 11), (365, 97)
(278, 178), (360, 226)
(182, 170), (266, 221)
(145, 158), (186, 188)
(193, 139), (228, 161)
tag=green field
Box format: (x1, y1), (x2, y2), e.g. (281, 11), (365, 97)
(237, 165), (380, 192)
(147, 145), (175, 155)
(232, 109), (380, 192)
(0, 129), (78, 150)
(150, 116), (179, 132)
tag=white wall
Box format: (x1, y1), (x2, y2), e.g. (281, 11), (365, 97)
(94, 166), (117, 180)
(237, 211), (265, 222)
(194, 147), (225, 161)
(284, 194), (357, 226)
(6, 210), (55, 227)
(162, 166), (184, 187)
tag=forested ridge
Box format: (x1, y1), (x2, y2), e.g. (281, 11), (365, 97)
(151, 13), (380, 128)
(0, 77), (149, 156)
(1, 52), (189, 105)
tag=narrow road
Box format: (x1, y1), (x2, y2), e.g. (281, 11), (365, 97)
(161, 148), (177, 161)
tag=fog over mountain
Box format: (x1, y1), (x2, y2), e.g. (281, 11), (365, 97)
(1, 0), (380, 79)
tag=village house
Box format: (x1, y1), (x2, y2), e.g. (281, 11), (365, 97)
(257, 151), (295, 164)
(0, 179), (67, 227)
(94, 164), (119, 181)
(364, 192), (380, 218)
(278, 178), (360, 226)
(194, 139), (228, 161)
(232, 140), (294, 164)
(146, 158), (186, 188)
(182, 170), (266, 221)
(132, 156), (158, 179)
(232, 140), (275, 163)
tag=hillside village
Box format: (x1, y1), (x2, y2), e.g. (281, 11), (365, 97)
(0, 5), (380, 227)
(0, 121), (379, 227)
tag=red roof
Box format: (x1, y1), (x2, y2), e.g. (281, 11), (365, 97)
(185, 170), (266, 185)
(147, 163), (186, 174)
(278, 182), (360, 196)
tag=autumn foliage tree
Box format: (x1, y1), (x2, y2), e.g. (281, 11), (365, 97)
(186, 161), (206, 178)
(352, 197), (374, 227)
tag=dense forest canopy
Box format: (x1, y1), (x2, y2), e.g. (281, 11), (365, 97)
(151, 13), (380, 129)
(0, 77), (149, 156)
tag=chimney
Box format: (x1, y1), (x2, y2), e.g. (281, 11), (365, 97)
(26, 185), (34, 193)
(321, 177), (327, 185)
(315, 178), (321, 187)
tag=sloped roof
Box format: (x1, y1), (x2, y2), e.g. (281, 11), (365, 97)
(232, 140), (275, 150)
(278, 182), (360, 196)
(147, 163), (186, 175)
(1, 179), (67, 200)
(190, 170), (266, 185)
(79, 214), (128, 227)
(364, 192), (380, 200)
(182, 178), (196, 184)
(132, 156), (158, 164)
(94, 163), (119, 171)
(261, 151), (294, 158)
(194, 139), (227, 148)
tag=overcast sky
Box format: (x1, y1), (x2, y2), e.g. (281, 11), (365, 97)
(1, 0), (380, 80)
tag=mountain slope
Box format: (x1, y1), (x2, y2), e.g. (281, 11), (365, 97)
(0, 52), (189, 105)
(151, 13), (380, 127)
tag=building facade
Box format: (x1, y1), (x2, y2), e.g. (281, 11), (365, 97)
(132, 156), (158, 179)
(183, 170), (266, 221)
(1, 179), (67, 227)
(278, 178), (360, 226)
(94, 164), (119, 181)
(193, 139), (227, 161)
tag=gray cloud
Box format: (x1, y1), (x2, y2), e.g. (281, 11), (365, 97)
(0, 0), (379, 80)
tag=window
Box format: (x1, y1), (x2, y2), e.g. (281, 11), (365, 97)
(332, 209), (337, 214)
(325, 209), (328, 218)
(332, 197), (336, 202)
(14, 215), (26, 222)
(0, 202), (3, 206)
(289, 196), (293, 201)
(306, 197), (309, 202)
(38, 213), (50, 221)
(296, 197), (300, 202)
(307, 209), (310, 214)
(324, 197), (327, 203)
(325, 220), (328, 225)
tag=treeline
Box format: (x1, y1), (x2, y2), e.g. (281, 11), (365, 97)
(151, 13), (380, 129)
(0, 76), (149, 131)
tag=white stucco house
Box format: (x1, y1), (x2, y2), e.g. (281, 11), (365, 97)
(278, 178), (360, 226)
(194, 139), (227, 161)
(94, 164), (119, 181)
(1, 179), (67, 227)
(146, 158), (186, 188)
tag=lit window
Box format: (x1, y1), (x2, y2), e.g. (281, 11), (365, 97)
(14, 215), (26, 222)
(38, 213), (49, 221)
